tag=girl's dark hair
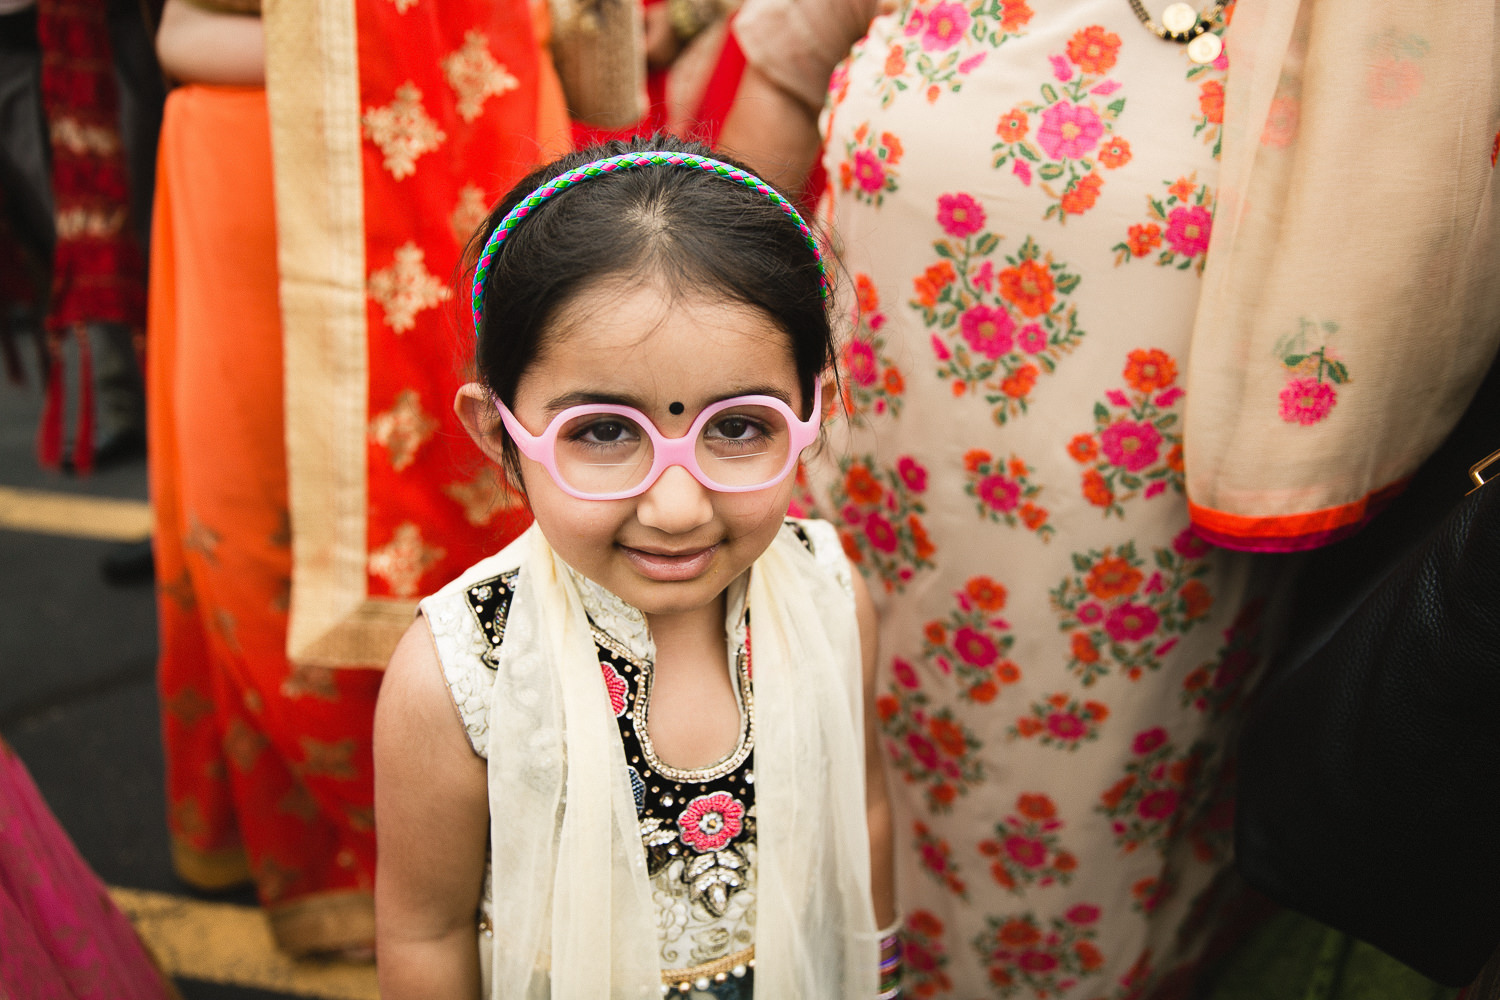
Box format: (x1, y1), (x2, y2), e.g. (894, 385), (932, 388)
(469, 135), (834, 421)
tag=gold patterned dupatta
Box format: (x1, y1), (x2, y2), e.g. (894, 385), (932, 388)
(263, 0), (567, 667)
(1185, 0), (1500, 550)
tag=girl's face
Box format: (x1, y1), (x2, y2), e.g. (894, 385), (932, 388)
(463, 280), (808, 629)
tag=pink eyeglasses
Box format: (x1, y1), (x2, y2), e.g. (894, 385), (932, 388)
(495, 382), (822, 501)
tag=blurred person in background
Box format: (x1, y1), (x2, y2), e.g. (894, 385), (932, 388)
(148, 0), (559, 956)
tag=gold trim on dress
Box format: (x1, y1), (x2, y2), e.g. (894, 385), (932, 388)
(663, 946), (755, 990)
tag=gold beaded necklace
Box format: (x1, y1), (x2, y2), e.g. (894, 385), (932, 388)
(1126, 0), (1228, 63)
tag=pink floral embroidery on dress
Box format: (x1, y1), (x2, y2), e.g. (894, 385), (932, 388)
(903, 910), (956, 998)
(1050, 531), (1213, 684)
(1183, 11), (1231, 157)
(1131, 873), (1175, 915)
(838, 123), (904, 207)
(921, 576), (1021, 703)
(913, 199), (1085, 423)
(875, 0), (1034, 108)
(877, 682), (985, 812)
(991, 25), (1128, 222)
(841, 274), (906, 424)
(1276, 319), (1349, 426)
(600, 660), (627, 716)
(963, 449), (1054, 539)
(1070, 348), (1185, 516)
(1010, 692), (1109, 751)
(1096, 727), (1214, 855)
(915, 819), (969, 898)
(676, 792), (745, 853)
(1181, 598), (1264, 718)
(824, 453), (935, 592)
(1365, 32), (1429, 109)
(1113, 177), (1214, 273)
(978, 793), (1078, 894)
(977, 905), (1106, 996)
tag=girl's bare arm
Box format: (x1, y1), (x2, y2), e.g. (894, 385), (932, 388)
(853, 572), (896, 927)
(374, 618), (490, 1000)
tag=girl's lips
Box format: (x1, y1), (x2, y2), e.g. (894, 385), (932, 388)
(621, 543), (719, 582)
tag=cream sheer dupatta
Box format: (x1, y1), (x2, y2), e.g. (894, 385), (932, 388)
(1185, 0), (1500, 549)
(484, 522), (879, 998)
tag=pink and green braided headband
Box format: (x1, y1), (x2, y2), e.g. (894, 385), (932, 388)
(469, 150), (828, 335)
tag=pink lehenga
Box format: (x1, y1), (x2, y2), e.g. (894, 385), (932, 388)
(0, 738), (176, 1000)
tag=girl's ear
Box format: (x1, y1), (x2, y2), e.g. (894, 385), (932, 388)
(454, 382), (510, 467)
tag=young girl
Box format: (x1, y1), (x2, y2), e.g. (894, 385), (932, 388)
(373, 136), (898, 999)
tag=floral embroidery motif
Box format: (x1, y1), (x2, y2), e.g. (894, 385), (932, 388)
(838, 123), (903, 206)
(919, 576), (1021, 703)
(442, 30), (519, 123)
(962, 449), (1053, 538)
(369, 388), (437, 471)
(1276, 319), (1349, 425)
(362, 81), (446, 180)
(449, 183), (489, 244)
(1366, 30), (1429, 109)
(978, 793), (1078, 893)
(677, 791), (746, 853)
(368, 241), (454, 333)
(1262, 94), (1300, 148)
(874, 0), (1033, 108)
(1069, 348), (1184, 516)
(904, 909), (956, 998)
(826, 454), (935, 592)
(915, 819), (968, 897)
(1184, 17), (1230, 157)
(913, 202), (1084, 422)
(841, 274), (906, 424)
(601, 660), (627, 716)
(1181, 598), (1263, 718)
(368, 521), (446, 597)
(1010, 693), (1109, 751)
(1130, 874), (1174, 916)
(1050, 530), (1213, 684)
(976, 904), (1105, 996)
(1097, 726), (1211, 854)
(877, 684), (984, 812)
(299, 737), (359, 779)
(991, 25), (1128, 222)
(442, 465), (524, 526)
(1112, 177), (1214, 273)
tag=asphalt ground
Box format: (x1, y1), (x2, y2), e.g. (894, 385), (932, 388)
(0, 338), (376, 1000)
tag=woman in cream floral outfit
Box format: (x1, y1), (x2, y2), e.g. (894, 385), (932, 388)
(720, 0), (1500, 994)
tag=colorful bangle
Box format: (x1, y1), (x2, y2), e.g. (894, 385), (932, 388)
(878, 929), (903, 997)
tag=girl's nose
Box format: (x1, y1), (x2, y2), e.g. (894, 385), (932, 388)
(635, 464), (715, 534)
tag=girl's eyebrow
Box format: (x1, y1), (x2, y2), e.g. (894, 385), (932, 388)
(542, 385), (795, 416)
(542, 390), (646, 415)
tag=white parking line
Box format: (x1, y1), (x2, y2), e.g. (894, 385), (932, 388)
(0, 486), (151, 541)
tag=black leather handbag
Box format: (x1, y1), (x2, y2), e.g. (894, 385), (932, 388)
(1235, 366), (1500, 988)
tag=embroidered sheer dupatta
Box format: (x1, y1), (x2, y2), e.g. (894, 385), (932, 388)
(1186, 0), (1500, 550)
(484, 523), (879, 998)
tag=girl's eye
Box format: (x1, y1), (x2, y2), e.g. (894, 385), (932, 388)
(706, 415), (768, 443)
(572, 419), (638, 446)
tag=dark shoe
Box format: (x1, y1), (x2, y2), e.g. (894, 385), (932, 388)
(100, 537), (154, 586)
(93, 425), (147, 470)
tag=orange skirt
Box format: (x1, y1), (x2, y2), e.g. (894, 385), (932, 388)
(147, 84), (380, 956)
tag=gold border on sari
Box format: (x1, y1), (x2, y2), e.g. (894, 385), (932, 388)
(264, 0), (414, 668)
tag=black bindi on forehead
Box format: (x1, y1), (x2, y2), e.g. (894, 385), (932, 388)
(668, 401), (685, 415)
